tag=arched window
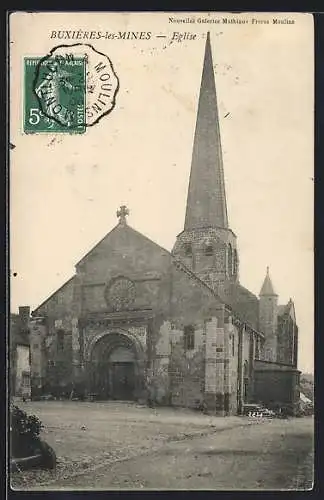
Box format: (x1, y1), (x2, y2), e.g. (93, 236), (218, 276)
(184, 325), (195, 350)
(183, 243), (192, 257)
(205, 244), (214, 256)
(227, 244), (233, 276)
(233, 249), (238, 275)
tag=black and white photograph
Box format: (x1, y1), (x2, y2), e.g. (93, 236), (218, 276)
(9, 11), (314, 490)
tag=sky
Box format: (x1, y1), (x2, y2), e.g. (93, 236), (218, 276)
(10, 12), (314, 373)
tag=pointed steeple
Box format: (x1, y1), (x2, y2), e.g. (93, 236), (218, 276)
(260, 267), (277, 296)
(184, 32), (228, 230)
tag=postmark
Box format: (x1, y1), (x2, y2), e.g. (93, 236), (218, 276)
(24, 43), (119, 133)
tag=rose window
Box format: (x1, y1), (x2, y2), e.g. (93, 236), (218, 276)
(105, 277), (136, 311)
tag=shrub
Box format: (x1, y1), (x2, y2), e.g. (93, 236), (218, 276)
(10, 404), (57, 469)
(10, 404), (43, 458)
(10, 404), (42, 438)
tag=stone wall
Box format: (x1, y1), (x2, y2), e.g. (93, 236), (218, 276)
(160, 312), (240, 415)
(253, 360), (301, 414)
(30, 316), (74, 397)
(14, 345), (31, 398)
(34, 277), (75, 318)
(163, 261), (230, 412)
(76, 224), (171, 289)
(31, 276), (77, 391)
(277, 315), (297, 366)
(224, 318), (239, 414)
(172, 227), (239, 289)
(169, 341), (205, 409)
(29, 317), (47, 395)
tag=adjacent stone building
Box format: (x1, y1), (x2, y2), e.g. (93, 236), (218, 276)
(23, 32), (300, 414)
(10, 308), (31, 399)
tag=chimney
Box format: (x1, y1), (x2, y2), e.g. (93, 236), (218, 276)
(18, 306), (30, 331)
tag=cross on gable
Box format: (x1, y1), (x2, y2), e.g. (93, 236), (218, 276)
(117, 205), (129, 224)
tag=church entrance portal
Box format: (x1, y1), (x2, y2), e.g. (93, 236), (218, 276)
(88, 333), (140, 401)
(110, 361), (135, 400)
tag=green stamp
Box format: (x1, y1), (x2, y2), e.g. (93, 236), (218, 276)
(24, 55), (86, 134)
(23, 44), (119, 134)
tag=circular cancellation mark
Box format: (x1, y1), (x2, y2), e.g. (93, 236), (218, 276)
(32, 43), (119, 130)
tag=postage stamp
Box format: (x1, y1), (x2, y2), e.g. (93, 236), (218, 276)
(24, 43), (119, 134)
(24, 55), (86, 134)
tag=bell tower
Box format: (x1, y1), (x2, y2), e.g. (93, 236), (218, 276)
(173, 32), (239, 292)
(259, 267), (278, 361)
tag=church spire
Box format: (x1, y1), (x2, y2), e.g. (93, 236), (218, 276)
(260, 267), (277, 296)
(184, 32), (228, 230)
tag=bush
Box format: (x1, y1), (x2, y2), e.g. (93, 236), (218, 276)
(10, 404), (57, 470)
(10, 404), (43, 458)
(10, 404), (42, 438)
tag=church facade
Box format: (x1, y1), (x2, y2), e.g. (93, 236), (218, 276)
(25, 33), (300, 415)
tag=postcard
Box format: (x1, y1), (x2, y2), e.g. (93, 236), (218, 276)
(9, 12), (314, 491)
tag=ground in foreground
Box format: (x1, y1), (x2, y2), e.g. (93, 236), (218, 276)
(10, 401), (314, 490)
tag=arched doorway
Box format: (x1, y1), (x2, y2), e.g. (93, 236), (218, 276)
(87, 331), (143, 401)
(108, 346), (136, 400)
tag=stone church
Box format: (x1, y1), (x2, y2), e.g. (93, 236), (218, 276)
(25, 33), (300, 414)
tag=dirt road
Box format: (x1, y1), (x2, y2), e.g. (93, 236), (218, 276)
(50, 416), (313, 490)
(11, 402), (313, 491)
